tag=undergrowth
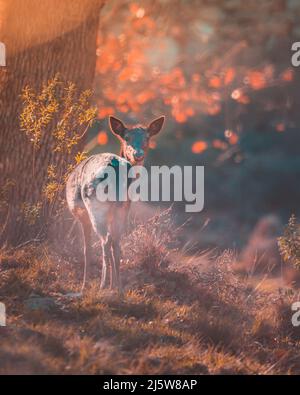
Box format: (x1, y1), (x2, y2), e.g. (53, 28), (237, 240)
(1, 210), (300, 374)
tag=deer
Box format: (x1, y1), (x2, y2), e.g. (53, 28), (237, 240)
(66, 115), (165, 293)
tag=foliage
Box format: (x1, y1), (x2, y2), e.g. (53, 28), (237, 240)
(20, 74), (97, 152)
(20, 202), (43, 226)
(122, 207), (179, 271)
(96, 0), (297, 142)
(19, 75), (97, 226)
(278, 215), (300, 270)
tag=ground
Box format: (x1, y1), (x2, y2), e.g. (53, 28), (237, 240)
(0, 211), (300, 375)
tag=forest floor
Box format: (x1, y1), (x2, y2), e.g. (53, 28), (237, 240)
(0, 210), (300, 375)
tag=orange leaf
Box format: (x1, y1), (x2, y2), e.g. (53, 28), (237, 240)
(224, 68), (235, 85)
(97, 131), (108, 145)
(191, 141), (208, 154)
(209, 76), (222, 89)
(281, 68), (294, 82)
(248, 71), (266, 90)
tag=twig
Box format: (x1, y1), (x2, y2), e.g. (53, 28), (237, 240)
(15, 238), (42, 249)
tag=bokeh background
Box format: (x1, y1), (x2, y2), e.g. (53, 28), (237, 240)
(87, 0), (300, 249)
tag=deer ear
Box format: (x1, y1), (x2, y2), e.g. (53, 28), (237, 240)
(109, 116), (126, 138)
(148, 116), (165, 137)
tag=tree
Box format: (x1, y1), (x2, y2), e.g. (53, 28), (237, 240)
(0, 0), (105, 244)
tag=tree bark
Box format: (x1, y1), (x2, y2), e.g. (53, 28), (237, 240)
(0, 0), (105, 244)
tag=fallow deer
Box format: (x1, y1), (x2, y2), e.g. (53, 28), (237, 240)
(66, 115), (165, 292)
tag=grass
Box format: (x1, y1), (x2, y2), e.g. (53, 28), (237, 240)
(1, 210), (300, 374)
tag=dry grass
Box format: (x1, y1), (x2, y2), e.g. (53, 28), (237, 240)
(1, 210), (300, 375)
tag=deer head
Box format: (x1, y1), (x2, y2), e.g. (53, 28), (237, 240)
(109, 115), (165, 165)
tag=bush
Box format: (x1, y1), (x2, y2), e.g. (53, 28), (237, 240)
(278, 215), (300, 270)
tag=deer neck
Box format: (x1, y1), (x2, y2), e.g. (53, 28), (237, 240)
(120, 145), (127, 160)
(120, 144), (145, 166)
(120, 145), (133, 164)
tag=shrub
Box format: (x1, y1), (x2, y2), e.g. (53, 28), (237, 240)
(278, 215), (300, 270)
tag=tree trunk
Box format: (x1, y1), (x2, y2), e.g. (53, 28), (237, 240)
(0, 0), (105, 245)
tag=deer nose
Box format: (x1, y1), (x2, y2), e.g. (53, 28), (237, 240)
(134, 150), (144, 161)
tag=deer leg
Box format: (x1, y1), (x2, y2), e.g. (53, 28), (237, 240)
(82, 199), (112, 290)
(100, 234), (113, 289)
(111, 238), (122, 291)
(80, 221), (92, 292)
(110, 241), (117, 289)
(110, 206), (128, 291)
(73, 209), (92, 293)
